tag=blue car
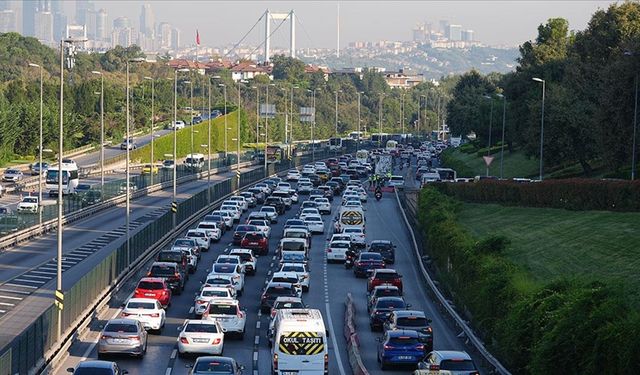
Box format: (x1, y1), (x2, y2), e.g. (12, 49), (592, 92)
(377, 329), (425, 370)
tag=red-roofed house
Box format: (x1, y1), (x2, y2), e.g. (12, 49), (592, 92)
(230, 62), (273, 82)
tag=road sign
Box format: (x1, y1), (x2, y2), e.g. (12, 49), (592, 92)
(299, 107), (315, 123)
(55, 289), (64, 310)
(483, 156), (495, 167)
(171, 201), (178, 213)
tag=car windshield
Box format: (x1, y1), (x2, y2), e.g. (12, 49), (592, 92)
(266, 286), (295, 295)
(217, 257), (239, 264)
(274, 301), (304, 309)
(360, 253), (382, 261)
(331, 242), (350, 248)
(201, 290), (229, 297)
(213, 264), (235, 273)
(248, 220), (266, 226)
(188, 231), (205, 238)
(440, 360), (477, 371)
(233, 253), (252, 262)
(104, 323), (137, 333)
(273, 277), (298, 284)
(397, 317), (428, 327)
(281, 265), (305, 272)
(236, 225), (256, 232)
(184, 323), (219, 333)
(282, 242), (304, 251)
(127, 302), (155, 309)
(305, 217), (322, 223)
(376, 299), (406, 309)
(194, 360), (234, 373)
(208, 303), (236, 315)
(286, 232), (305, 239)
(23, 198), (37, 203)
(174, 239), (194, 247)
(244, 233), (263, 241)
(261, 207), (275, 212)
(345, 229), (363, 234)
(150, 265), (175, 276)
(376, 272), (399, 280)
(206, 278), (231, 286)
(282, 253), (305, 261)
(73, 369), (114, 375)
(389, 336), (419, 345)
(158, 253), (182, 262)
(137, 281), (163, 290)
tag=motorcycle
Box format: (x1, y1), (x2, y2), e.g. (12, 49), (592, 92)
(375, 189), (382, 201)
(345, 250), (356, 269)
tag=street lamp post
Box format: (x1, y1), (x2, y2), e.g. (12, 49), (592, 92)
(28, 63), (43, 211)
(183, 79), (194, 161)
(207, 76), (212, 201)
(357, 91), (364, 150)
(378, 94), (384, 147)
(56, 36), (86, 340)
(220, 83), (228, 162)
(497, 94), (507, 179)
(254, 86), (259, 144)
(483, 95), (494, 177)
(532, 77), (546, 180)
(265, 84), (270, 176)
(335, 90), (341, 137)
(90, 71), (104, 191)
(236, 81), (245, 186)
(144, 76), (155, 185)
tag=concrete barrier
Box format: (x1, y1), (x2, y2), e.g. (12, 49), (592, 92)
(344, 293), (370, 375)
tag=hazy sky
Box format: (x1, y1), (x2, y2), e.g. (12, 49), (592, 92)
(78, 1), (619, 48)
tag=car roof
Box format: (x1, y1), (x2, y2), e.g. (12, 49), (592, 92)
(151, 261), (177, 267)
(387, 329), (419, 338)
(106, 318), (138, 325)
(139, 277), (165, 283)
(183, 319), (219, 326)
(374, 269), (398, 274)
(127, 298), (158, 304)
(376, 296), (405, 303)
(393, 310), (427, 319)
(267, 281), (295, 288)
(431, 350), (473, 361)
(372, 285), (400, 291)
(76, 360), (116, 369)
(371, 240), (392, 245)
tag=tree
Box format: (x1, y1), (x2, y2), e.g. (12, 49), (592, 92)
(270, 55), (306, 83)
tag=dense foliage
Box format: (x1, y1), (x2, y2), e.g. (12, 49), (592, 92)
(417, 187), (640, 374)
(446, 3), (640, 177)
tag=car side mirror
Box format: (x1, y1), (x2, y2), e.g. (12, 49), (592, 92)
(120, 303), (126, 308)
(122, 371), (129, 375)
(185, 364), (193, 369)
(177, 326), (182, 332)
(406, 304), (412, 308)
(239, 365), (245, 371)
(66, 368), (75, 373)
(376, 337), (382, 342)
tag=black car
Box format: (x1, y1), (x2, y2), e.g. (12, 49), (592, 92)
(353, 252), (386, 278)
(247, 188), (266, 204)
(308, 174), (321, 186)
(326, 181), (342, 195)
(81, 190), (102, 207)
(233, 224), (258, 245)
(369, 297), (409, 331)
(369, 240), (396, 264)
(157, 250), (189, 278)
(148, 262), (185, 294)
(383, 310), (433, 353)
(260, 282), (299, 313)
(368, 285), (402, 312)
(264, 197), (286, 215)
(203, 214), (227, 234)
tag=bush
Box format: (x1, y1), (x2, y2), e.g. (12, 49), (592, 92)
(475, 144), (504, 157)
(416, 187), (640, 373)
(432, 179), (640, 212)
(458, 142), (477, 154)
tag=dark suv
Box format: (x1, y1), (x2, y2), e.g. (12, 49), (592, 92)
(264, 197), (286, 215)
(383, 310), (433, 353)
(260, 282), (298, 313)
(368, 240), (396, 264)
(157, 250), (189, 279)
(147, 262), (185, 294)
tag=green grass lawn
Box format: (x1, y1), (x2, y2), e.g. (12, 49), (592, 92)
(458, 203), (640, 301)
(442, 148), (540, 179)
(130, 112), (242, 163)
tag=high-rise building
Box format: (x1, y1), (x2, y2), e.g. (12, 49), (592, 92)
(23, 0), (46, 36)
(448, 24), (462, 41)
(0, 9), (17, 33)
(439, 20), (450, 39)
(51, 0), (66, 41)
(140, 3), (155, 39)
(95, 8), (108, 41)
(171, 27), (180, 49)
(34, 10), (53, 44)
(76, 0), (93, 25)
(112, 16), (133, 47)
(158, 21), (172, 49)
(462, 29), (474, 42)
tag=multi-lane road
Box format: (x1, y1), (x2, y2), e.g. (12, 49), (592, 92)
(57, 160), (482, 374)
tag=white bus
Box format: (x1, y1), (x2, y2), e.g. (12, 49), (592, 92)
(46, 161), (80, 196)
(328, 137), (343, 151)
(184, 153), (205, 170)
(386, 140), (398, 152)
(272, 309), (328, 375)
(356, 149), (369, 164)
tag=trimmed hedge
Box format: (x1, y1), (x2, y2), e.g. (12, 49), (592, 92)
(475, 144), (504, 157)
(416, 187), (640, 374)
(433, 178), (640, 212)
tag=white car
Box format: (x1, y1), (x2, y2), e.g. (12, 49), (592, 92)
(298, 177), (311, 184)
(299, 208), (321, 221)
(314, 162), (327, 169)
(326, 240), (352, 263)
(120, 298), (166, 332)
(343, 227), (366, 247)
(201, 274), (238, 293)
(196, 221), (222, 242)
(194, 287), (237, 317)
(302, 166), (316, 174)
(343, 199), (363, 209)
(297, 182), (313, 194)
(303, 215), (324, 234)
(183, 247), (199, 272)
(259, 206), (278, 223)
(270, 272), (303, 297)
(212, 210), (234, 229)
(177, 320), (224, 356)
(227, 196), (248, 211)
(228, 248), (258, 276)
(247, 219), (271, 238)
(220, 205), (241, 222)
(279, 263), (310, 292)
(313, 198), (331, 214)
(186, 229), (211, 251)
(201, 298), (246, 338)
(254, 183), (272, 195)
(208, 263), (245, 296)
(286, 170), (301, 181)
(331, 233), (355, 247)
(215, 254), (246, 274)
(222, 200), (244, 213)
(277, 182), (293, 192)
(388, 175), (405, 188)
(283, 228), (311, 248)
(16, 196), (39, 213)
(169, 120), (186, 130)
(346, 187), (368, 202)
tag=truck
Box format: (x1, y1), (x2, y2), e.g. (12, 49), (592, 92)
(374, 154), (392, 176)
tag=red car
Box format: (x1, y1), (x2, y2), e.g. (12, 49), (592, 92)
(133, 277), (172, 308)
(241, 232), (269, 255)
(367, 269), (403, 293)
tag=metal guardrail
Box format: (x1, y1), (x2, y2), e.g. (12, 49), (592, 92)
(394, 189), (511, 375)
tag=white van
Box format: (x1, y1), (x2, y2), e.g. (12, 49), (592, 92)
(336, 207), (365, 233)
(272, 309), (328, 375)
(185, 153), (205, 170)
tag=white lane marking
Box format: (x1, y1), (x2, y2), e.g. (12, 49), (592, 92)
(0, 288), (31, 294)
(0, 302), (15, 306)
(4, 283), (37, 289)
(165, 368), (172, 375)
(19, 274), (51, 280)
(29, 270), (57, 275)
(79, 291), (134, 362)
(254, 335), (260, 345)
(253, 351), (258, 361)
(14, 278), (45, 284)
(170, 349), (177, 359)
(188, 306), (194, 314)
(256, 321), (261, 329)
(0, 295), (23, 300)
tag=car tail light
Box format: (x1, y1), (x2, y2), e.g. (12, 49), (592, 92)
(129, 336), (141, 341)
(416, 344), (424, 351)
(324, 353), (329, 372)
(212, 337), (222, 345)
(179, 337), (189, 344)
(469, 372), (480, 375)
(237, 310), (244, 318)
(429, 364), (440, 371)
(273, 354), (278, 370)
(196, 299), (207, 304)
(383, 344), (394, 350)
(326, 249), (332, 253)
(121, 312), (132, 317)
(174, 272), (181, 278)
(101, 335), (112, 340)
(426, 326), (433, 333)
(149, 313), (160, 317)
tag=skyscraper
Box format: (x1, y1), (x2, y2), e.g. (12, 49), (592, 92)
(439, 20), (450, 39)
(158, 21), (172, 49)
(23, 0), (40, 36)
(95, 8), (108, 41)
(112, 16), (133, 47)
(0, 9), (17, 33)
(76, 0), (93, 25)
(51, 0), (66, 40)
(171, 27), (180, 49)
(448, 24), (462, 41)
(35, 9), (53, 44)
(462, 30), (474, 42)
(140, 3), (155, 39)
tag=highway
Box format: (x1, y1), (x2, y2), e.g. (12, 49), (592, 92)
(58, 160), (482, 374)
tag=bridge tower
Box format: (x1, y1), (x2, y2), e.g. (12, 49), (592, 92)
(263, 9), (296, 62)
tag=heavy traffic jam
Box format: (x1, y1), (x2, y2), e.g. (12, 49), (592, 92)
(67, 140), (480, 375)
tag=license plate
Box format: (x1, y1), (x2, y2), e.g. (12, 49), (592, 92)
(281, 372), (298, 375)
(397, 355), (413, 360)
(112, 338), (127, 344)
(193, 338), (209, 343)
(249, 242), (258, 245)
(144, 293), (155, 296)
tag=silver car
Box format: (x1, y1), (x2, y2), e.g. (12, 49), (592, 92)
(97, 318), (148, 359)
(2, 169), (23, 182)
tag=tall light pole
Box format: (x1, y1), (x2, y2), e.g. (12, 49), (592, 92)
(335, 90), (342, 137)
(90, 70), (104, 191)
(57, 36), (86, 340)
(290, 86), (298, 151)
(632, 74), (638, 180)
(378, 94), (384, 147)
(357, 91), (364, 150)
(264, 84), (272, 176)
(497, 94), (506, 179)
(401, 92), (405, 139)
(236, 81), (245, 185)
(532, 77), (546, 180)
(220, 83), (228, 162)
(253, 85), (260, 144)
(207, 76), (212, 200)
(28, 63), (43, 210)
(310, 89), (319, 162)
(143, 76), (155, 185)
(483, 95), (494, 176)
(183, 79), (194, 161)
